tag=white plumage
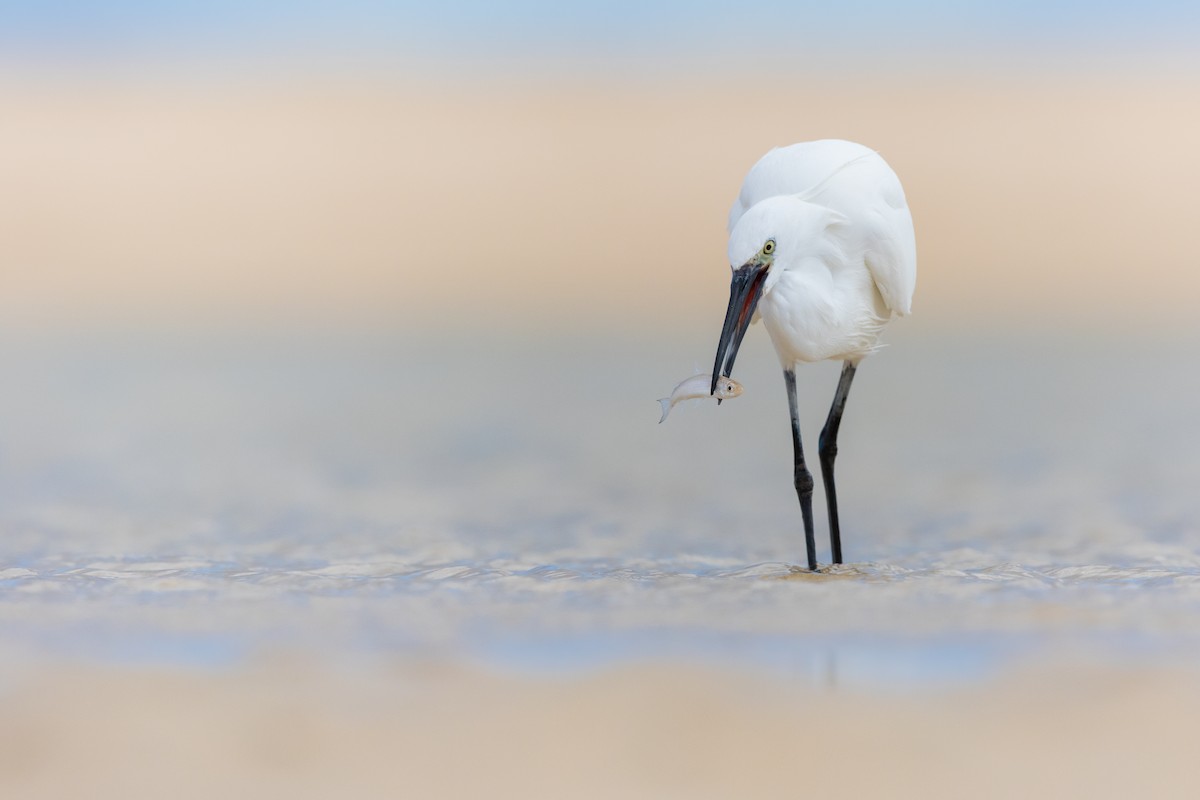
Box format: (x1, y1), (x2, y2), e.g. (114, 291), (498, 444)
(709, 139), (916, 570)
(726, 139), (916, 364)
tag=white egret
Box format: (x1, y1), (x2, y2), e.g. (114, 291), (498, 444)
(710, 140), (916, 571)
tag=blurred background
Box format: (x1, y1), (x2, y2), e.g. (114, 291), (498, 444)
(2, 2), (1200, 797)
(3, 1), (1199, 335)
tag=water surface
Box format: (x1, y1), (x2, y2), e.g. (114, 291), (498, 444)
(1, 328), (1197, 686)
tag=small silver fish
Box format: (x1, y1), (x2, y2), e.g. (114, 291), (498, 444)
(657, 373), (744, 423)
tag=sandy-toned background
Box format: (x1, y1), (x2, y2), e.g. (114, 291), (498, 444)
(3, 68), (1198, 334)
(3, 661), (1199, 799)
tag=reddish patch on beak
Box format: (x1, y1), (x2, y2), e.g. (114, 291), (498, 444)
(711, 263), (769, 395)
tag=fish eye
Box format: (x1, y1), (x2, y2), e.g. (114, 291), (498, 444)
(762, 239), (776, 255)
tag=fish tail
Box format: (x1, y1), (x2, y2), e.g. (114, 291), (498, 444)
(657, 398), (671, 424)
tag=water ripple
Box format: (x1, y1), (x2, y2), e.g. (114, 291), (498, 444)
(4, 556), (1199, 595)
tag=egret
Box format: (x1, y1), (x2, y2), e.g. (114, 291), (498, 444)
(710, 140), (916, 571)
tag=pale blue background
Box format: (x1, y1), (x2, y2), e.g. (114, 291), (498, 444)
(2, 1), (1198, 63)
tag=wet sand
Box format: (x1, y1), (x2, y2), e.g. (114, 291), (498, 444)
(2, 660), (1198, 800)
(0, 333), (1197, 799)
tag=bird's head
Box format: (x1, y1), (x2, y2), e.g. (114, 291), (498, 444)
(711, 197), (846, 394)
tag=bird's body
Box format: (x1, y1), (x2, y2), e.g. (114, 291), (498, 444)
(710, 140), (916, 570)
(727, 140), (916, 364)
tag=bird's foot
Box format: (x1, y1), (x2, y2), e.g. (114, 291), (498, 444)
(782, 562), (865, 580)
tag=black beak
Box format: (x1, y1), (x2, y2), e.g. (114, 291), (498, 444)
(711, 262), (768, 395)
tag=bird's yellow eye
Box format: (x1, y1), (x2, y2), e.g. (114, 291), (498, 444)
(762, 239), (776, 255)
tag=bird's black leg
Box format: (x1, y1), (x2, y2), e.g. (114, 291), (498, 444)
(784, 369), (818, 571)
(819, 360), (858, 565)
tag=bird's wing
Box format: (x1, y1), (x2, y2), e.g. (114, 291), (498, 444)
(729, 140), (916, 316)
(847, 165), (917, 316)
(864, 220), (917, 316)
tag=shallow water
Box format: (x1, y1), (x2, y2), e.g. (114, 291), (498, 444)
(1, 327), (1198, 686)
